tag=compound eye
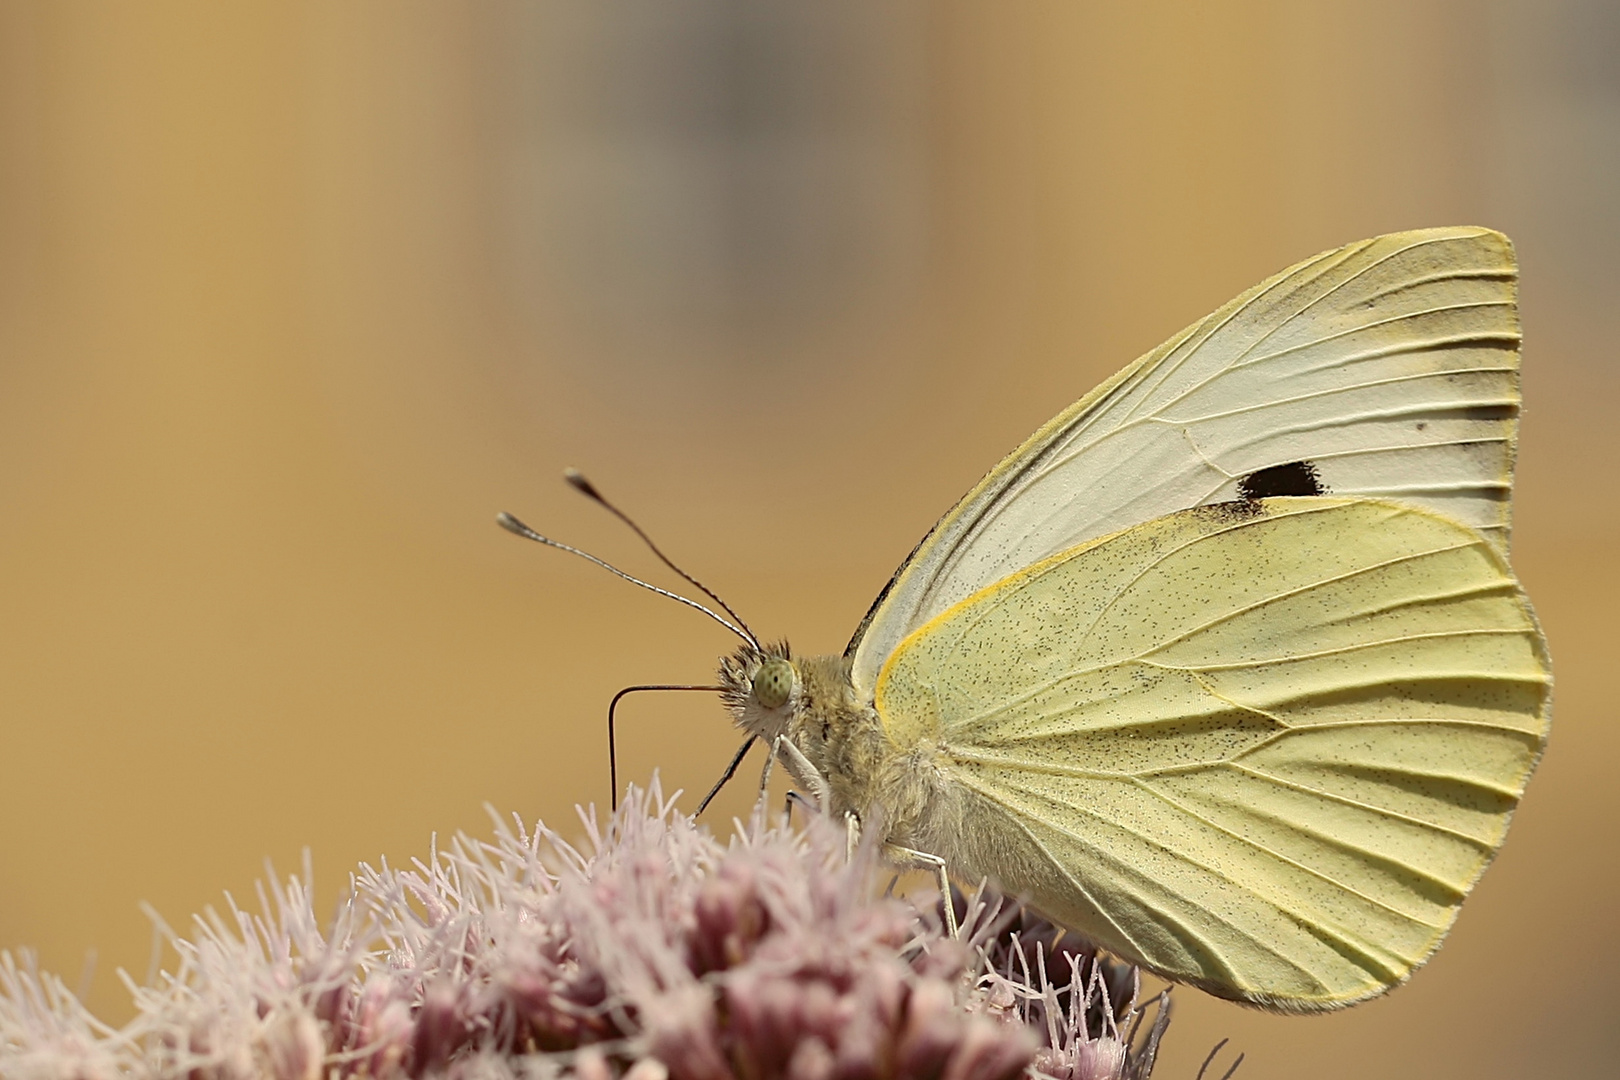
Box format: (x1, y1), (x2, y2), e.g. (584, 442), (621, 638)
(752, 659), (793, 710)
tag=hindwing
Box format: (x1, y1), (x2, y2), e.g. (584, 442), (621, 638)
(873, 497), (1550, 1009)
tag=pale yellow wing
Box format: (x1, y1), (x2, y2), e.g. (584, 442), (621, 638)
(874, 497), (1549, 1011)
(850, 228), (1521, 698)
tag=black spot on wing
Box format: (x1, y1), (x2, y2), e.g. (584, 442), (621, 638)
(1238, 460), (1327, 500)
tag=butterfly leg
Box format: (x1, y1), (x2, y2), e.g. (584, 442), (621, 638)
(756, 741), (776, 794)
(771, 734), (831, 814)
(887, 844), (959, 939)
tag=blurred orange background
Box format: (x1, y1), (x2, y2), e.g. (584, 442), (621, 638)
(1, 2), (1614, 1077)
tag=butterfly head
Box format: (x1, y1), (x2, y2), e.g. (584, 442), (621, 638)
(718, 641), (800, 741)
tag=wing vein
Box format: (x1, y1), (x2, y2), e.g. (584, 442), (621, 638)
(1138, 536), (1489, 654)
(1135, 777), (1455, 925)
(1144, 627), (1539, 673)
(1226, 231), (1500, 366)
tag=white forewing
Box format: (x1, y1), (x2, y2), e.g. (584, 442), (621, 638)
(848, 227), (1521, 698)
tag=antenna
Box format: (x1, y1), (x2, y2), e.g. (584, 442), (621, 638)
(564, 469), (760, 649)
(495, 512), (753, 645)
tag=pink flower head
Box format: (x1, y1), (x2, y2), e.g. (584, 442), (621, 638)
(1, 780), (1186, 1080)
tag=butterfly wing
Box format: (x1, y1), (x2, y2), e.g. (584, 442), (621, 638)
(849, 227), (1521, 699)
(874, 497), (1550, 1010)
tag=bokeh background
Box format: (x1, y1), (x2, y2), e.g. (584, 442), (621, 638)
(1, 2), (1615, 1076)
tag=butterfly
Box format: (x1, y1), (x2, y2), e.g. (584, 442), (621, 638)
(502, 226), (1550, 1012)
(714, 226), (1550, 1012)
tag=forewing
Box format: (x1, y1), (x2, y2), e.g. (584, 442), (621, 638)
(850, 227), (1521, 697)
(874, 498), (1550, 1010)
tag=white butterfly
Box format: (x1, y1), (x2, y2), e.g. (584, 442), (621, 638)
(718, 227), (1550, 1011)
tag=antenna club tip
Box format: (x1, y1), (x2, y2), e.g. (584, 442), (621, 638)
(563, 468), (604, 500)
(495, 511), (528, 535)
